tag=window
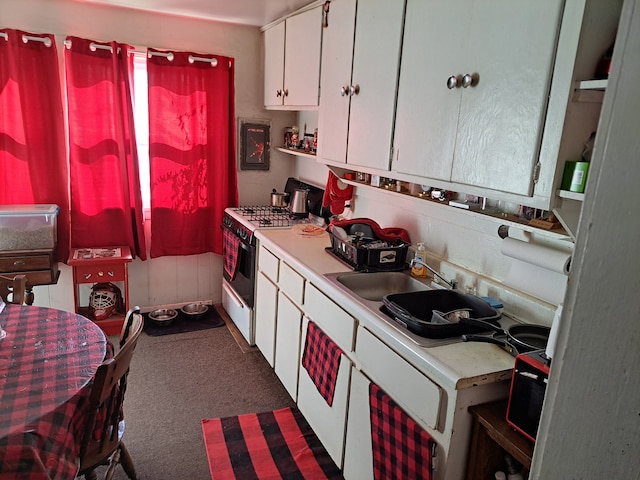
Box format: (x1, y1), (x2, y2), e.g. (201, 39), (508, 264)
(132, 53), (150, 211)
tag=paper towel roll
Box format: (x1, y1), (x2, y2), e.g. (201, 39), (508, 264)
(545, 304), (563, 360)
(500, 237), (571, 275)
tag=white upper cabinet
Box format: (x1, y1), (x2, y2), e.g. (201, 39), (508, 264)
(393, 0), (563, 196)
(263, 6), (323, 109)
(317, 0), (405, 170)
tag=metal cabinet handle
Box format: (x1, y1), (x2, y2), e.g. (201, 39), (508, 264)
(462, 73), (473, 88)
(340, 85), (349, 96)
(283, 88), (289, 97)
(13, 260), (26, 267)
(276, 89), (282, 97)
(446, 75), (460, 89)
(84, 273), (92, 280)
(349, 84), (360, 96)
(108, 271), (114, 277)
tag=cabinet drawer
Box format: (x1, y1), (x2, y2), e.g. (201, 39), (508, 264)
(258, 246), (280, 282)
(356, 325), (442, 431)
(279, 262), (304, 305)
(304, 283), (355, 352)
(0, 254), (52, 272)
(74, 264), (126, 283)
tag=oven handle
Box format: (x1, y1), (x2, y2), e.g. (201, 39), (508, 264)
(223, 282), (245, 309)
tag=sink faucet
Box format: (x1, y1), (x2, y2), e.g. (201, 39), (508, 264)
(409, 258), (458, 290)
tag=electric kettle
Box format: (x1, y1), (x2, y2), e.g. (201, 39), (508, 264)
(290, 189), (309, 215)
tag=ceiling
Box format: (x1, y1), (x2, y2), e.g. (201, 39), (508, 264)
(79, 0), (316, 27)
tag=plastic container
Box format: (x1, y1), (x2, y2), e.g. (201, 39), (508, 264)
(382, 290), (501, 338)
(328, 223), (408, 272)
(411, 242), (428, 278)
(0, 204), (59, 251)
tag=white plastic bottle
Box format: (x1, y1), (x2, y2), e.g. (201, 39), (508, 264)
(411, 242), (427, 278)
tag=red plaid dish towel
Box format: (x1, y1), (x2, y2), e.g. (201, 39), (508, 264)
(369, 382), (435, 480)
(223, 228), (241, 280)
(302, 321), (343, 407)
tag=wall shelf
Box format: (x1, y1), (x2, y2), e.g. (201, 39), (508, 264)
(339, 176), (571, 241)
(573, 79), (607, 103)
(557, 189), (585, 201)
(276, 146), (316, 159)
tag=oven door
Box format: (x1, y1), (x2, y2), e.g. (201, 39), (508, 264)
(222, 234), (256, 309)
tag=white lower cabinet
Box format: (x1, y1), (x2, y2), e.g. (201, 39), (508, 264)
(297, 316), (352, 468)
(343, 366), (375, 479)
(255, 271), (277, 367)
(274, 292), (303, 400)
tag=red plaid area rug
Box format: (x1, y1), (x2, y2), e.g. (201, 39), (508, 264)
(202, 407), (344, 480)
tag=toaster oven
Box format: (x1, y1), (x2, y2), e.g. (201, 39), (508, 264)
(506, 349), (550, 442)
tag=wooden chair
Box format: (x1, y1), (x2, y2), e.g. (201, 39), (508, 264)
(77, 307), (144, 480)
(0, 274), (28, 305)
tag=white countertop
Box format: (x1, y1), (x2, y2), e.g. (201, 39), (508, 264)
(255, 228), (515, 391)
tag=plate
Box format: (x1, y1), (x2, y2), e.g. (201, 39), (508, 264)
(292, 224), (326, 236)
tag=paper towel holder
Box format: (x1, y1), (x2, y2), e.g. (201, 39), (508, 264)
(498, 225), (510, 239)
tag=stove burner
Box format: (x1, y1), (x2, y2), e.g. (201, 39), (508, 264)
(231, 205), (309, 228)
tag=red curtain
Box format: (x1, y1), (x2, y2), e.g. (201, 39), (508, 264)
(65, 36), (147, 260)
(147, 49), (238, 258)
(0, 29), (70, 262)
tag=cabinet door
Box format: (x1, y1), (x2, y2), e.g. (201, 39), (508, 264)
(283, 6), (322, 107)
(346, 0), (405, 170)
(255, 271), (278, 367)
(264, 21), (285, 107)
(297, 317), (352, 468)
(274, 292), (303, 401)
(451, 0), (563, 195)
(343, 366), (373, 480)
(317, 0), (357, 164)
(393, 0), (470, 180)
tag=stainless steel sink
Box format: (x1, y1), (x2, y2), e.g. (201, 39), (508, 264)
(334, 271), (430, 301)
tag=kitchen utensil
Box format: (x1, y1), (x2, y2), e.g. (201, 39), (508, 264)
(180, 303), (209, 321)
(290, 188), (309, 215)
(461, 321), (550, 357)
(271, 189), (289, 207)
(148, 308), (178, 327)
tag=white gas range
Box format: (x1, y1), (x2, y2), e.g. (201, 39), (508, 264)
(221, 178), (327, 345)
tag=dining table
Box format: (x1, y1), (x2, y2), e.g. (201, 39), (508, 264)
(0, 301), (110, 479)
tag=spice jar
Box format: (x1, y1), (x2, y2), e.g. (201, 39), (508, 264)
(291, 126), (299, 149)
(284, 127), (293, 148)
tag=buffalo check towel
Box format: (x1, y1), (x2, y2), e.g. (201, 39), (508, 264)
(301, 321), (343, 406)
(223, 227), (241, 280)
(201, 407), (343, 480)
(369, 382), (435, 480)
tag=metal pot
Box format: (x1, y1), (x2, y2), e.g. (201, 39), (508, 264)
(271, 189), (289, 207)
(290, 189), (309, 215)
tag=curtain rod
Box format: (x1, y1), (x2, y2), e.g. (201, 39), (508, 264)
(2, 33), (53, 47)
(147, 50), (220, 67)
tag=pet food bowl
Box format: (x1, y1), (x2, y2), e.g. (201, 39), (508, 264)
(148, 308), (178, 327)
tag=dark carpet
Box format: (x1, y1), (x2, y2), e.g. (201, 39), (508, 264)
(143, 306), (225, 337)
(96, 305), (295, 480)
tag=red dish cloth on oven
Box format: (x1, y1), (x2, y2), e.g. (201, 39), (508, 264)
(301, 321), (343, 407)
(369, 382), (435, 480)
(322, 171), (354, 215)
(223, 228), (241, 280)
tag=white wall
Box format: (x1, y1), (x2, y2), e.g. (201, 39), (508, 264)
(0, 0), (296, 310)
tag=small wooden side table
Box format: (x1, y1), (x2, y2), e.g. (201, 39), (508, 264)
(68, 246), (132, 336)
(466, 400), (534, 479)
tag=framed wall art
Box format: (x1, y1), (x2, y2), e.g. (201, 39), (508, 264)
(239, 120), (270, 171)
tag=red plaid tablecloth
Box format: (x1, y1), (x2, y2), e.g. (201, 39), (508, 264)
(0, 304), (108, 480)
(301, 321), (343, 407)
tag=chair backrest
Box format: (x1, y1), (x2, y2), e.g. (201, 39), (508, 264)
(78, 311), (144, 470)
(0, 274), (27, 305)
(119, 306), (142, 348)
